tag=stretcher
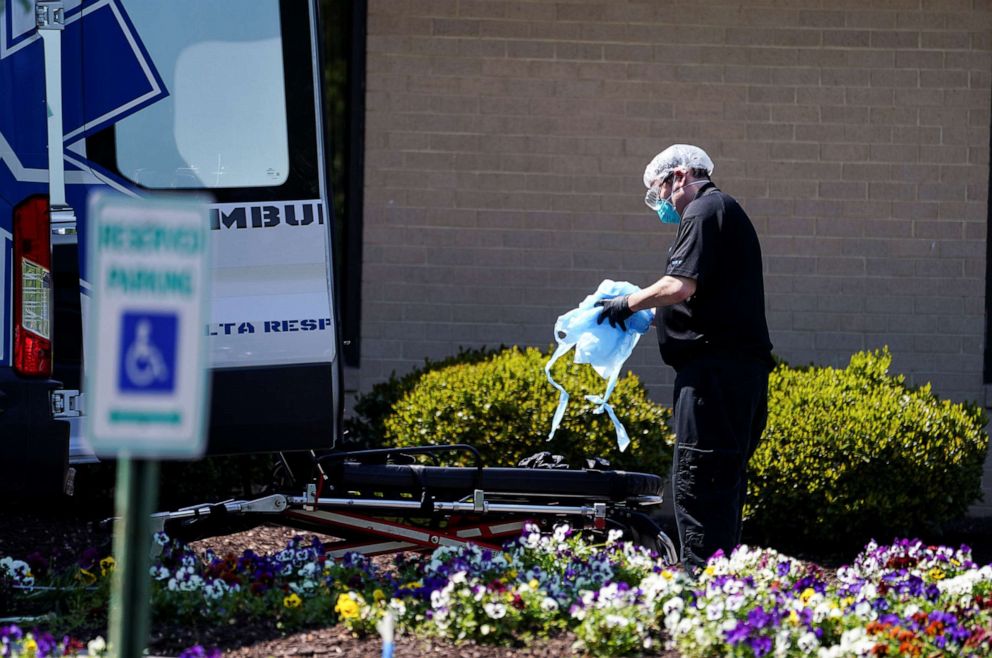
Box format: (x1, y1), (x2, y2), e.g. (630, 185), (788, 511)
(151, 444), (678, 565)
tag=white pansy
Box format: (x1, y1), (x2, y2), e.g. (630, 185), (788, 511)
(604, 613), (628, 628)
(86, 636), (107, 656)
(662, 597), (684, 615)
(798, 631), (819, 653)
(149, 565), (170, 580)
(552, 524), (571, 542)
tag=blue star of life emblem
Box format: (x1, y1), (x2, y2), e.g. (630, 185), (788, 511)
(0, 0), (167, 200)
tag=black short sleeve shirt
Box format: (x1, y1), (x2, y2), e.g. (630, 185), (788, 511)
(657, 184), (774, 370)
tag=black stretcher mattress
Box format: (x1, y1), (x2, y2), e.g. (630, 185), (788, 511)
(331, 463), (664, 500)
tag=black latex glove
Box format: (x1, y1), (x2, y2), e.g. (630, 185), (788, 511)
(595, 295), (633, 331)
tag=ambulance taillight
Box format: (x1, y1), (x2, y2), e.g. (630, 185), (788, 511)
(12, 196), (53, 377)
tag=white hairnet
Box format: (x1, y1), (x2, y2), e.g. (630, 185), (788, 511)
(643, 144), (715, 188)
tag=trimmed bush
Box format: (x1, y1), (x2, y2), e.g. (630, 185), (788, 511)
(747, 347), (989, 550)
(344, 346), (507, 450)
(367, 346), (674, 476)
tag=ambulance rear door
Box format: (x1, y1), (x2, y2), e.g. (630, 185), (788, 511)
(72, 0), (340, 456)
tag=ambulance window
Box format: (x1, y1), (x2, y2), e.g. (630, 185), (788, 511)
(113, 0), (289, 189)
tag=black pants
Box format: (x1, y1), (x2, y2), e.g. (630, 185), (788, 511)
(671, 355), (769, 573)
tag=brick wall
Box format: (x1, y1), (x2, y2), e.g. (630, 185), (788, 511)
(358, 0), (992, 508)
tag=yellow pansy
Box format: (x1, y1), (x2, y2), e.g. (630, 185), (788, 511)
(927, 568), (945, 582)
(77, 569), (97, 585)
(788, 610), (800, 625)
(373, 589), (386, 603)
(335, 593), (360, 620)
(100, 556), (116, 577)
(283, 593), (302, 609)
(23, 635), (38, 658)
(528, 579), (539, 590)
(800, 588), (816, 604)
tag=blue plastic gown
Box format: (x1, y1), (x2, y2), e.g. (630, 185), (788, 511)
(545, 280), (655, 452)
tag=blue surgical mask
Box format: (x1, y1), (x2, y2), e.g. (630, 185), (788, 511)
(644, 184), (681, 224)
(655, 199), (680, 224)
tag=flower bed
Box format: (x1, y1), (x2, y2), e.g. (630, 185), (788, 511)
(4, 527), (992, 657)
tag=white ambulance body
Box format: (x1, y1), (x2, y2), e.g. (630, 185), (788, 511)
(0, 0), (340, 493)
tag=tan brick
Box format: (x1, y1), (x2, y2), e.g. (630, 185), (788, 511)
(798, 48), (849, 67)
(869, 30), (919, 49)
(869, 182), (916, 201)
(407, 0), (456, 16)
(894, 49), (944, 69)
(823, 29), (871, 48)
(799, 10), (846, 27)
(820, 67), (871, 87)
(506, 39), (555, 60)
(870, 143), (921, 162)
(479, 19), (532, 38)
(865, 219), (913, 238)
(844, 10), (898, 30)
(432, 18), (480, 37)
(869, 106), (918, 126)
(891, 126), (941, 144)
(771, 105), (820, 123)
(821, 105), (870, 124)
(869, 68), (918, 87)
(747, 47), (807, 67)
(920, 69), (970, 89)
(555, 42), (604, 61)
(747, 122), (796, 141)
(893, 87), (944, 107)
(747, 85), (797, 103)
(770, 67), (820, 86)
(767, 142), (818, 161)
(821, 143), (870, 161)
(846, 87), (894, 106)
(725, 65), (773, 85)
(458, 0), (506, 19)
(921, 30), (972, 50)
(849, 49), (896, 69)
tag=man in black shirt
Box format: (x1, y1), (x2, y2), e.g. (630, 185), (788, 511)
(596, 144), (773, 574)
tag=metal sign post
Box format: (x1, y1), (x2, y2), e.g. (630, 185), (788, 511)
(85, 191), (211, 657)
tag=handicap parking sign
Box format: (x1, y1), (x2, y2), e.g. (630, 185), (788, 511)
(85, 191), (211, 458)
(118, 311), (177, 394)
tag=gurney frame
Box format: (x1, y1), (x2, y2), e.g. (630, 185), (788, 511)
(151, 444), (679, 565)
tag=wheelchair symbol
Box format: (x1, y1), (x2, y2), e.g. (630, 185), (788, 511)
(118, 312), (177, 393)
(125, 319), (168, 386)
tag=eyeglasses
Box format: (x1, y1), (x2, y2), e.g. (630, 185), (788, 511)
(645, 173), (679, 211)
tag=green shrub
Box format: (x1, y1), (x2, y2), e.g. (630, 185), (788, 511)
(747, 347), (989, 550)
(377, 346), (674, 476)
(344, 346), (507, 450)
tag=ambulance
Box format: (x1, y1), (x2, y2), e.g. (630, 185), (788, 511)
(0, 0), (341, 494)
